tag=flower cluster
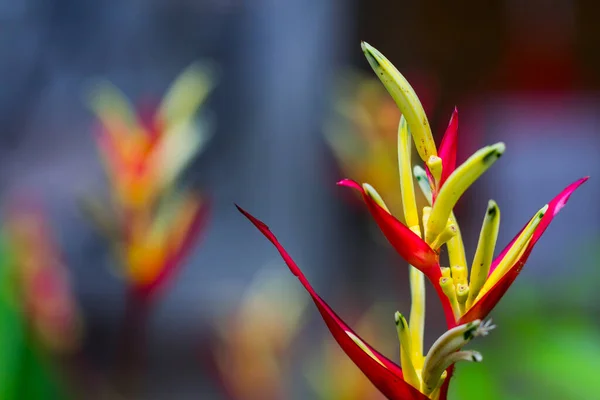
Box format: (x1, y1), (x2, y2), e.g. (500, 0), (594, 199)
(82, 64), (213, 300)
(238, 41), (587, 399)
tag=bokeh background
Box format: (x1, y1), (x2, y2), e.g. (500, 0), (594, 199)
(1, 0), (599, 399)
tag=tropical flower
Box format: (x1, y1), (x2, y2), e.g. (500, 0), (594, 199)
(237, 41), (587, 399)
(211, 269), (306, 399)
(343, 42), (588, 329)
(81, 63), (214, 300)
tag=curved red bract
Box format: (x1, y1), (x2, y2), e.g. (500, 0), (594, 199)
(337, 179), (439, 275)
(337, 179), (457, 328)
(237, 205), (428, 400)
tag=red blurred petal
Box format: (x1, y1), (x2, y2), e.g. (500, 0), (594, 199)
(337, 179), (457, 328)
(438, 108), (458, 188)
(134, 198), (211, 300)
(237, 205), (428, 400)
(460, 177), (588, 323)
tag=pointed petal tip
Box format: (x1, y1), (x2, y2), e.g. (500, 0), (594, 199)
(236, 204), (272, 237)
(336, 178), (361, 189)
(551, 176), (589, 215)
(234, 203), (247, 215)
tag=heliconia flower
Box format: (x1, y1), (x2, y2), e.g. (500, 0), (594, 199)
(349, 41), (588, 329)
(237, 40), (588, 399)
(237, 205), (493, 399)
(3, 199), (82, 354)
(81, 63), (214, 300)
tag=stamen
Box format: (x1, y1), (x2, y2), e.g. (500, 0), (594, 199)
(467, 200), (501, 309)
(413, 165), (433, 204)
(362, 183), (391, 213)
(421, 350), (483, 395)
(394, 312), (421, 389)
(361, 42), (438, 163)
(426, 156), (443, 186)
(425, 143), (505, 244)
(429, 223), (457, 250)
(440, 277), (461, 320)
(477, 204), (548, 301)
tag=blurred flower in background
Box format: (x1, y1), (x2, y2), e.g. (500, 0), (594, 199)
(79, 63), (215, 396)
(325, 72), (405, 216)
(81, 62), (214, 301)
(305, 305), (388, 400)
(211, 268), (307, 399)
(0, 198), (81, 399)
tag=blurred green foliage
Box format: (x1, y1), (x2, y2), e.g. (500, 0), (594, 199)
(0, 235), (66, 399)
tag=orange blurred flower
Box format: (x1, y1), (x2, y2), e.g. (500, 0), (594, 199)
(82, 63), (214, 299)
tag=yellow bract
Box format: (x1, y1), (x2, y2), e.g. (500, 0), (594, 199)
(425, 143), (505, 244)
(467, 200), (501, 309)
(476, 204), (548, 302)
(361, 42), (437, 163)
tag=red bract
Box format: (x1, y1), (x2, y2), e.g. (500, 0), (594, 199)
(437, 108), (458, 189)
(337, 179), (456, 329)
(337, 179), (439, 274)
(237, 205), (429, 400)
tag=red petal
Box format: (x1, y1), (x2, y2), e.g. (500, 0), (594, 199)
(135, 198), (211, 300)
(237, 205), (428, 400)
(337, 179), (457, 328)
(438, 108), (458, 188)
(460, 177), (588, 323)
(337, 179), (439, 276)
